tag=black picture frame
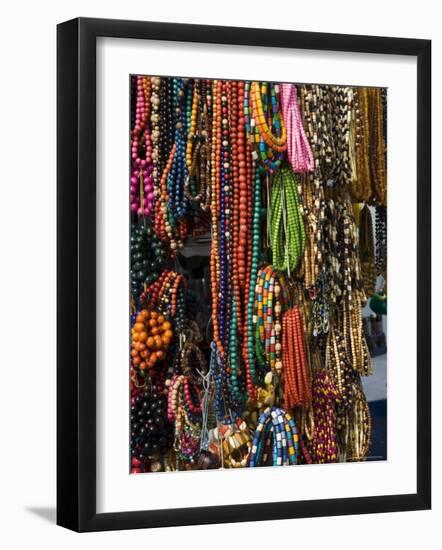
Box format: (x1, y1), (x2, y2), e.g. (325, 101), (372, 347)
(57, 17), (431, 532)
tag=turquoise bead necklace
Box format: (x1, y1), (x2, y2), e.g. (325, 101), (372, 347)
(245, 168), (262, 391)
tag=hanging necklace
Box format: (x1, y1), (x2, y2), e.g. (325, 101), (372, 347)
(249, 406), (299, 467)
(270, 165), (306, 273)
(310, 370), (341, 463)
(375, 205), (387, 279)
(130, 76), (155, 218)
(245, 81), (287, 172)
(209, 80), (224, 359)
(168, 78), (190, 221)
(282, 306), (312, 410)
(245, 167), (262, 396)
(253, 266), (287, 376)
(279, 83), (314, 173)
(359, 204), (376, 298)
(184, 80), (212, 211)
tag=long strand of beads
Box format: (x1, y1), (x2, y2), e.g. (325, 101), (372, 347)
(253, 266), (286, 375)
(168, 78), (190, 222)
(359, 204), (376, 298)
(209, 80), (224, 358)
(375, 205), (387, 279)
(245, 168), (262, 395)
(130, 76), (155, 217)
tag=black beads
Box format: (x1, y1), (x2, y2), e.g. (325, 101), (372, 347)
(130, 388), (173, 462)
(130, 224), (167, 300)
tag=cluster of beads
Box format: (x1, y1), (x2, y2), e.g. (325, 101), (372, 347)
(130, 76), (155, 217)
(245, 82), (287, 172)
(130, 224), (167, 300)
(270, 166), (306, 273)
(253, 266), (287, 375)
(310, 371), (341, 464)
(130, 388), (173, 473)
(129, 75), (386, 473)
(282, 307), (311, 410)
(130, 309), (173, 370)
(249, 406), (299, 467)
(218, 419), (252, 468)
(280, 83), (314, 173)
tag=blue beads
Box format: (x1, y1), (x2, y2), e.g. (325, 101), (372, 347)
(249, 406), (299, 467)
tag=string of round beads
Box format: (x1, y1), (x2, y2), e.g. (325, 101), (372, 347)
(130, 388), (173, 472)
(245, 168), (262, 395)
(131, 309), (173, 371)
(130, 224), (167, 301)
(130, 76), (155, 217)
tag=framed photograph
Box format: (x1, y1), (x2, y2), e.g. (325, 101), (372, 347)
(57, 17), (431, 532)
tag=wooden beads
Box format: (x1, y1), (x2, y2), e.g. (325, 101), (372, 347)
(282, 307), (311, 410)
(131, 309), (173, 370)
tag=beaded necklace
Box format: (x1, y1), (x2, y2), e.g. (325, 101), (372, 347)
(219, 81), (233, 352)
(184, 79), (212, 211)
(218, 418), (252, 468)
(350, 88), (372, 203)
(352, 87), (387, 206)
(253, 266), (287, 376)
(282, 306), (312, 410)
(249, 406), (299, 467)
(279, 83), (314, 173)
(270, 166), (306, 273)
(167, 78), (190, 221)
(167, 341), (207, 425)
(341, 296), (372, 376)
(298, 173), (325, 290)
(325, 322), (357, 400)
(167, 373), (202, 465)
(130, 387), (174, 472)
(375, 205), (387, 279)
(130, 76), (155, 218)
(333, 86), (355, 187)
(359, 204), (376, 298)
(310, 370), (341, 463)
(131, 309), (173, 372)
(130, 224), (167, 300)
(245, 168), (262, 395)
(368, 87), (387, 206)
(311, 270), (330, 337)
(209, 80), (224, 358)
(336, 381), (371, 462)
(299, 84), (335, 182)
(245, 81), (286, 172)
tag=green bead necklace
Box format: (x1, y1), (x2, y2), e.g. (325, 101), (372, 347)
(270, 166), (306, 273)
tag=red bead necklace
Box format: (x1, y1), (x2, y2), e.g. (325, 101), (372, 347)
(282, 306), (312, 410)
